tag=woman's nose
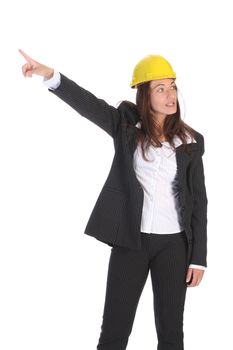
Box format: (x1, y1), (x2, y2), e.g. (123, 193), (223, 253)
(167, 89), (175, 99)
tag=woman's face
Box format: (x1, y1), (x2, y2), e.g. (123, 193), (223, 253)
(149, 78), (177, 118)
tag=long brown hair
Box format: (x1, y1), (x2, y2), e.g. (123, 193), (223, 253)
(123, 81), (196, 161)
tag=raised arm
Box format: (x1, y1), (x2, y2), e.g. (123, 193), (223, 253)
(48, 72), (121, 138)
(19, 49), (121, 138)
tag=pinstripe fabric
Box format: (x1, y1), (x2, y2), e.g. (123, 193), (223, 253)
(97, 231), (188, 350)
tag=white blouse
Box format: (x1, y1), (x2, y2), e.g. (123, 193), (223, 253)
(133, 122), (193, 234)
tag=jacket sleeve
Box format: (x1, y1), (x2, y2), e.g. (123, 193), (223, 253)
(190, 134), (208, 267)
(48, 73), (121, 138)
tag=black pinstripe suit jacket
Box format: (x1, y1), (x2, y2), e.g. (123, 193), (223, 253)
(48, 73), (208, 267)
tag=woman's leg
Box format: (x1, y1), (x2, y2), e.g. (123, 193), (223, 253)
(97, 244), (150, 350)
(149, 232), (188, 350)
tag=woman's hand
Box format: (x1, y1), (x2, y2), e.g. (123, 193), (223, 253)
(19, 49), (54, 80)
(186, 267), (205, 287)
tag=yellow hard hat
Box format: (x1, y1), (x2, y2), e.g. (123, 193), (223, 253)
(130, 55), (176, 88)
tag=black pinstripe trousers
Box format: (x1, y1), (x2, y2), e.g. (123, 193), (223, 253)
(96, 231), (188, 350)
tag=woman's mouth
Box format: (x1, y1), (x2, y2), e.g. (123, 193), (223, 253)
(166, 102), (175, 107)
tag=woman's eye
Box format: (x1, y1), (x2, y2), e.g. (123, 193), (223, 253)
(156, 85), (176, 93)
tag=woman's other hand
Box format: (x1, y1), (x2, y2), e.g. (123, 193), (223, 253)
(19, 49), (54, 80)
(186, 267), (205, 287)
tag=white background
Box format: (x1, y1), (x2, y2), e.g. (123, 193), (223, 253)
(0, 0), (232, 349)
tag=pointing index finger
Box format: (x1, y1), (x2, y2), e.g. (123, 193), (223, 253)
(18, 49), (34, 63)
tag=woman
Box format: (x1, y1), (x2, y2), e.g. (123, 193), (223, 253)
(19, 49), (208, 350)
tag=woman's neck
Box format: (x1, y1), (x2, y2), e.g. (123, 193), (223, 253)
(159, 137), (167, 142)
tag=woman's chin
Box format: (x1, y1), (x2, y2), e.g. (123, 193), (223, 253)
(166, 107), (177, 115)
